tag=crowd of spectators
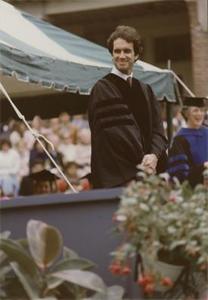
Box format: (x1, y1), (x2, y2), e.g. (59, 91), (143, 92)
(1, 106), (207, 199)
(0, 112), (91, 198)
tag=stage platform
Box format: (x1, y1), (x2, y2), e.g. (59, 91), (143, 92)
(0, 188), (142, 299)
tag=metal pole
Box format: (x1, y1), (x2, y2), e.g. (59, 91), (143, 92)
(166, 60), (173, 142)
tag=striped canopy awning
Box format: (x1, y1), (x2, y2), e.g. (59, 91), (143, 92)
(0, 0), (177, 102)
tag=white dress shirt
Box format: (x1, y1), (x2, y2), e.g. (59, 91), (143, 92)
(111, 66), (133, 81)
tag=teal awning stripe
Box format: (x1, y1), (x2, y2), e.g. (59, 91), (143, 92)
(0, 4), (177, 101)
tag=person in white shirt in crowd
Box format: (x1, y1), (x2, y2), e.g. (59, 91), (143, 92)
(75, 128), (91, 178)
(49, 117), (60, 135)
(16, 139), (30, 179)
(0, 139), (21, 197)
(58, 128), (78, 164)
(71, 114), (89, 129)
(58, 112), (73, 136)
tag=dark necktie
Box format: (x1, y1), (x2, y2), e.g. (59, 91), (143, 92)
(127, 76), (132, 88)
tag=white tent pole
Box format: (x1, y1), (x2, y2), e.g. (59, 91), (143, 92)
(0, 81), (78, 193)
(172, 71), (196, 97)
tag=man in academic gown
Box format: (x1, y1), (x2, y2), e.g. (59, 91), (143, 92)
(88, 25), (168, 188)
(167, 97), (208, 187)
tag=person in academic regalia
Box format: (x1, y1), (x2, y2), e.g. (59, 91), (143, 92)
(88, 25), (168, 188)
(19, 160), (59, 196)
(19, 159), (45, 196)
(29, 169), (59, 195)
(167, 97), (208, 187)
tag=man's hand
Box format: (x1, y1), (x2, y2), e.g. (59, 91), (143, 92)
(138, 154), (158, 174)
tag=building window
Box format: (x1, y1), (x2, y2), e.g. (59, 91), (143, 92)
(154, 34), (191, 63)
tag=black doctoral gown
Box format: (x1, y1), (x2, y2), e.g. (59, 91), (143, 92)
(88, 73), (167, 188)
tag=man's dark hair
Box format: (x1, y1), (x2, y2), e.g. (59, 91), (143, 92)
(107, 25), (142, 58)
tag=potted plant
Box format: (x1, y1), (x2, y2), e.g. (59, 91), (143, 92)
(0, 219), (124, 299)
(109, 172), (208, 297)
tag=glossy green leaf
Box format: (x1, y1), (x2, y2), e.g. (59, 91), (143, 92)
(63, 246), (79, 259)
(17, 239), (29, 249)
(51, 258), (95, 273)
(83, 285), (124, 300)
(0, 231), (10, 239)
(0, 265), (11, 278)
(27, 220), (63, 269)
(0, 249), (8, 265)
(0, 238), (38, 278)
(46, 276), (64, 290)
(105, 285), (124, 299)
(52, 270), (106, 294)
(10, 262), (39, 299)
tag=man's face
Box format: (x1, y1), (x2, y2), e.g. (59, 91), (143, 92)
(112, 38), (138, 75)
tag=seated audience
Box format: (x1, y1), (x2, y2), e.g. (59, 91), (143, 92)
(64, 161), (80, 185)
(71, 114), (89, 129)
(60, 161), (91, 192)
(0, 139), (21, 197)
(58, 112), (73, 136)
(1, 113), (93, 195)
(29, 139), (63, 171)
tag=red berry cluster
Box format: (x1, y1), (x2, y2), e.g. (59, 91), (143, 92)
(161, 277), (173, 287)
(109, 261), (131, 276)
(137, 274), (155, 295)
(137, 274), (173, 295)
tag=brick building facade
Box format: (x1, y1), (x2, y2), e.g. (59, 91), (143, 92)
(187, 0), (208, 96)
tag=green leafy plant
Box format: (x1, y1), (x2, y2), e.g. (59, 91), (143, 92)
(0, 219), (124, 299)
(110, 173), (208, 295)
